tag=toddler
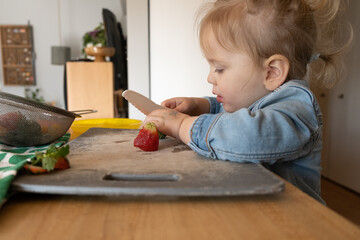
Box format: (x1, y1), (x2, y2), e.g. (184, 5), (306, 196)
(144, 0), (352, 203)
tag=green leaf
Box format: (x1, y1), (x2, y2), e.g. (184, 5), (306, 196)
(29, 144), (70, 171)
(158, 132), (166, 139)
(54, 145), (69, 158)
(46, 144), (58, 155)
(41, 156), (57, 171)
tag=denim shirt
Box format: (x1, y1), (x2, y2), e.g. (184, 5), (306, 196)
(188, 80), (325, 203)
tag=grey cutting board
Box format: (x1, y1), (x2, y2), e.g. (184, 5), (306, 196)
(11, 128), (285, 196)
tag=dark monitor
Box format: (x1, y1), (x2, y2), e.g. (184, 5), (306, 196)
(102, 8), (127, 91)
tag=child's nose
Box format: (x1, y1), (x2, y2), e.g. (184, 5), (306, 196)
(207, 73), (216, 85)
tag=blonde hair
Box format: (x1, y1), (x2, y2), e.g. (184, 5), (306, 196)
(198, 0), (353, 88)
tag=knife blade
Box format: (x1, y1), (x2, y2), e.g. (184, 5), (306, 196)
(122, 90), (165, 115)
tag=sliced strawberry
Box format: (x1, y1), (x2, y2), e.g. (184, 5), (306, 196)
(134, 122), (159, 151)
(37, 120), (61, 134)
(23, 144), (70, 174)
(23, 164), (49, 174)
(0, 126), (7, 136)
(0, 111), (23, 130)
(23, 157), (69, 174)
(54, 157), (70, 170)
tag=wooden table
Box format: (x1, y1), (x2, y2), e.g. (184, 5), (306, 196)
(0, 181), (359, 240)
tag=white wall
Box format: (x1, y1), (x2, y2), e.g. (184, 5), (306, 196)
(127, 0), (212, 120)
(324, 0), (360, 192)
(0, 0), (125, 108)
(150, 0), (211, 104)
(126, 0), (150, 120)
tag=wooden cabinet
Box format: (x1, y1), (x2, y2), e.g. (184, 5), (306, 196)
(66, 62), (115, 119)
(0, 25), (35, 85)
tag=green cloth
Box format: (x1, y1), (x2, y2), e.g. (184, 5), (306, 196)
(0, 133), (70, 207)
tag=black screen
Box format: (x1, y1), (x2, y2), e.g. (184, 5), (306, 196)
(102, 8), (128, 91)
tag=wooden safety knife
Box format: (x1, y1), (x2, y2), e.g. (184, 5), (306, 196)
(122, 90), (165, 115)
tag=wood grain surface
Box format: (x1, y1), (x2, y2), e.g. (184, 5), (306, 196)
(1, 129), (359, 239)
(1, 182), (359, 240)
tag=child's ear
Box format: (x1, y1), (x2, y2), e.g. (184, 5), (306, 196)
(263, 54), (289, 91)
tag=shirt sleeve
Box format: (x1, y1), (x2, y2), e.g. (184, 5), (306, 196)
(188, 85), (321, 164)
(204, 97), (223, 114)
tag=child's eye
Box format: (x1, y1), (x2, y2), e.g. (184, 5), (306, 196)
(215, 68), (224, 73)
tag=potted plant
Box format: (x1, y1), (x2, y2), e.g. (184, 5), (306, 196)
(25, 88), (45, 103)
(82, 23), (114, 62)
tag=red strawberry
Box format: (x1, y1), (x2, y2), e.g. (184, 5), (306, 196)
(23, 156), (70, 174)
(134, 122), (159, 151)
(23, 144), (70, 174)
(23, 164), (49, 174)
(54, 157), (70, 170)
(0, 111), (23, 130)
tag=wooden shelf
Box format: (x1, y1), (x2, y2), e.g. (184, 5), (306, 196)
(0, 25), (35, 85)
(2, 44), (32, 48)
(3, 64), (32, 68)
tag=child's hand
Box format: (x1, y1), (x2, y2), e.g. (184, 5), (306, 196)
(161, 97), (210, 116)
(145, 108), (188, 139)
(145, 108), (197, 143)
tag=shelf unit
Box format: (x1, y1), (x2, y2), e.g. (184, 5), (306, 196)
(0, 25), (35, 85)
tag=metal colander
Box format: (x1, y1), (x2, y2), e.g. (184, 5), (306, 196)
(0, 92), (90, 147)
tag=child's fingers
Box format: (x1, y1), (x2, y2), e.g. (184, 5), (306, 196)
(161, 98), (178, 109)
(173, 103), (189, 113)
(143, 114), (162, 129)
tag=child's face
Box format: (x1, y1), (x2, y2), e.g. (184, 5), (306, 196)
(204, 31), (270, 112)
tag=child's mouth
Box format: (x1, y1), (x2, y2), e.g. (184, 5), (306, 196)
(216, 95), (224, 103)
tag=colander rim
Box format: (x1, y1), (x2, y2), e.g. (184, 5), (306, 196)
(0, 91), (80, 119)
